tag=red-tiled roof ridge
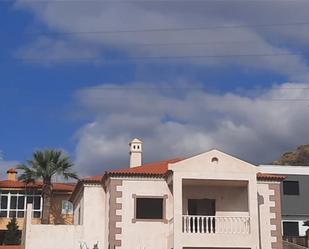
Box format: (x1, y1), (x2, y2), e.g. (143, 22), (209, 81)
(256, 172), (286, 181)
(0, 245), (21, 249)
(105, 157), (184, 177)
(81, 175), (103, 182)
(0, 179), (75, 192)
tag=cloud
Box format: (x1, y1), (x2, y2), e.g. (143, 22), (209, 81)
(73, 81), (309, 175)
(13, 0), (309, 79)
(15, 36), (99, 64)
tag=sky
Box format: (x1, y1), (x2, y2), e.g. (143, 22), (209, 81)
(1, 0), (309, 176)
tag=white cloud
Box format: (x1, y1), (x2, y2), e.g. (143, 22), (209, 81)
(13, 0), (309, 79)
(73, 81), (309, 175)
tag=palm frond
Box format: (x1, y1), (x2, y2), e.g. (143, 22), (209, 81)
(18, 149), (78, 184)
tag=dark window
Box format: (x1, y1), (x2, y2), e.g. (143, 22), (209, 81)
(136, 198), (163, 220)
(10, 196), (17, 209)
(283, 222), (299, 236)
(283, 181), (300, 195)
(18, 196), (25, 209)
(0, 196), (8, 209)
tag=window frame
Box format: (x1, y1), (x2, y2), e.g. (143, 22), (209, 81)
(283, 181), (300, 195)
(132, 194), (168, 223)
(0, 190), (43, 219)
(61, 200), (73, 215)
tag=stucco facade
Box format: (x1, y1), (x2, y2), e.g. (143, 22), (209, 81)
(22, 146), (285, 249)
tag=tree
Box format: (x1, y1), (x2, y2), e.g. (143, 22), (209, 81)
(3, 217), (20, 245)
(18, 149), (78, 224)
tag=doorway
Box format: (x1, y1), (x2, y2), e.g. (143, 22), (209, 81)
(187, 199), (216, 233)
(188, 199), (216, 216)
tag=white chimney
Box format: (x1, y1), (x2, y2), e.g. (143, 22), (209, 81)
(129, 138), (142, 168)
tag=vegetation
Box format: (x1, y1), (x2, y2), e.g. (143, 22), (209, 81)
(3, 217), (21, 245)
(18, 149), (78, 224)
(273, 144), (309, 165)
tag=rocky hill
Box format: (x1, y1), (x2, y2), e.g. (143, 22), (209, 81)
(273, 144), (309, 166)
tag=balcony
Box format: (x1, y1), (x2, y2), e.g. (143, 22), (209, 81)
(175, 179), (255, 248)
(182, 215), (250, 234)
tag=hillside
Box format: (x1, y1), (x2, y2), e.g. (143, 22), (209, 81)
(273, 144), (309, 166)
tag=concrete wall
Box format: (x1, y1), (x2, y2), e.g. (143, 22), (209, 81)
(182, 185), (249, 216)
(117, 179), (172, 249)
(258, 181), (283, 249)
(169, 149), (260, 249)
(73, 188), (84, 225)
(23, 204), (84, 249)
(80, 184), (106, 247)
(24, 184), (106, 249)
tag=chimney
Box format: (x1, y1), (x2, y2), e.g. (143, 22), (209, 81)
(129, 138), (142, 168)
(7, 168), (17, 181)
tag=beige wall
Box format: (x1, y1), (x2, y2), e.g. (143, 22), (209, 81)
(170, 149), (260, 249)
(182, 185), (249, 216)
(257, 181), (283, 249)
(50, 193), (73, 225)
(25, 184), (106, 249)
(118, 179), (172, 249)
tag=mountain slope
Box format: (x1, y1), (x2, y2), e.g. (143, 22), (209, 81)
(273, 144), (309, 166)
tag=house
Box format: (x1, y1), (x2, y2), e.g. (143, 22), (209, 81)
(23, 139), (285, 249)
(0, 168), (75, 244)
(258, 164), (309, 247)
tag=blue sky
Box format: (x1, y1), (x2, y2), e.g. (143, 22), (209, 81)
(1, 0), (309, 176)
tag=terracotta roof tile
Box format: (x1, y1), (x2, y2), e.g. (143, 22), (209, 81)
(105, 158), (184, 177)
(256, 172), (286, 181)
(0, 180), (75, 192)
(81, 175), (103, 182)
(0, 246), (21, 249)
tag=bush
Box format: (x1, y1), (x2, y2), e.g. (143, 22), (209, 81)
(3, 217), (21, 245)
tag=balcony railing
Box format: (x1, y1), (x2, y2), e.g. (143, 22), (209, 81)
(182, 215), (250, 234)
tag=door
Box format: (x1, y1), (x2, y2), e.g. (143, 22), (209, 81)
(188, 199), (216, 215)
(187, 199), (216, 233)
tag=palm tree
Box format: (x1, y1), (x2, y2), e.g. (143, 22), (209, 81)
(17, 149), (78, 224)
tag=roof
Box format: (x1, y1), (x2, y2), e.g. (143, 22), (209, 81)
(258, 164), (309, 176)
(78, 158), (286, 183)
(0, 246), (21, 249)
(70, 157), (285, 202)
(130, 138), (142, 144)
(0, 180), (75, 192)
(256, 172), (286, 181)
(105, 158), (184, 177)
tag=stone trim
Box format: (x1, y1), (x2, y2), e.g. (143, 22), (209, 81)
(269, 183), (283, 249)
(132, 194), (168, 223)
(109, 179), (123, 248)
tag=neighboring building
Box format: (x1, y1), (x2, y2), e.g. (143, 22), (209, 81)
(23, 139), (285, 249)
(259, 165), (309, 245)
(0, 168), (75, 244)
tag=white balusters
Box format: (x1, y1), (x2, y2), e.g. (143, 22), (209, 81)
(182, 215), (250, 235)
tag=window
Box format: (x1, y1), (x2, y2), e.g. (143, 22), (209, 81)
(62, 200), (73, 214)
(77, 207), (82, 225)
(283, 181), (300, 195)
(0, 191), (42, 218)
(133, 196), (167, 222)
(283, 221), (299, 236)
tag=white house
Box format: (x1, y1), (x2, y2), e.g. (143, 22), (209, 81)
(23, 139), (285, 249)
